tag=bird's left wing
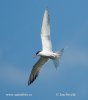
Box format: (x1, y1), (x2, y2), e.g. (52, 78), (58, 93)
(28, 57), (48, 85)
(41, 9), (52, 52)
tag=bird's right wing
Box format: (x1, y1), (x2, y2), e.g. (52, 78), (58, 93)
(41, 9), (52, 52)
(28, 57), (48, 85)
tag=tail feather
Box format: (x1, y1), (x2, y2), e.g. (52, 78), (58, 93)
(53, 48), (65, 69)
(53, 59), (60, 69)
(58, 48), (64, 58)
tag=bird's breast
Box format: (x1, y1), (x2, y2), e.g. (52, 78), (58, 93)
(39, 52), (59, 59)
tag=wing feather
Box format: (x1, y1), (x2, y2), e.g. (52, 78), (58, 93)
(41, 9), (52, 52)
(28, 57), (48, 85)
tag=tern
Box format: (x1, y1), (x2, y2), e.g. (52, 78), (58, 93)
(28, 9), (64, 85)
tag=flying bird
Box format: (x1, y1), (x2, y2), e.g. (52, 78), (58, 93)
(28, 9), (64, 85)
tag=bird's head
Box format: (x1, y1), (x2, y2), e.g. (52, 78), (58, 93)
(33, 51), (41, 58)
(36, 51), (41, 55)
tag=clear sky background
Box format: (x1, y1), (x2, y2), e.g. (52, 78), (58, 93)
(0, 0), (88, 100)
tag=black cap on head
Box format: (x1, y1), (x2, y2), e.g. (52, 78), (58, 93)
(36, 51), (40, 55)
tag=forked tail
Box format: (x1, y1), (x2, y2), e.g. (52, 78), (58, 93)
(53, 48), (65, 69)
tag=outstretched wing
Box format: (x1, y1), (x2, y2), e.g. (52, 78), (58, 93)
(28, 57), (48, 85)
(41, 9), (52, 52)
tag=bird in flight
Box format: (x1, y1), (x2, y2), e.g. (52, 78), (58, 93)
(28, 9), (64, 85)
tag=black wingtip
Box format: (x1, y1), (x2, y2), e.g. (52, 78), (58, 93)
(28, 80), (34, 86)
(28, 81), (31, 86)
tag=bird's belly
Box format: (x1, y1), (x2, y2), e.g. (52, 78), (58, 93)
(41, 52), (59, 59)
(48, 55), (58, 59)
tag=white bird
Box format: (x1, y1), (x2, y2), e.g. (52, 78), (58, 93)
(28, 9), (64, 85)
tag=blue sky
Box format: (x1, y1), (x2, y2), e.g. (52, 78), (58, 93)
(0, 0), (88, 100)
